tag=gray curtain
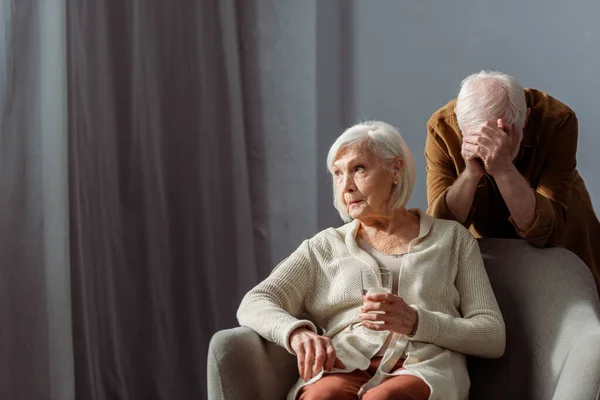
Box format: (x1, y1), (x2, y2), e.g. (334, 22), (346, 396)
(67, 1), (265, 399)
(1, 0), (345, 398)
(0, 0), (73, 399)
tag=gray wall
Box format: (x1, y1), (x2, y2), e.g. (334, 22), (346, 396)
(252, 0), (600, 265)
(351, 0), (600, 212)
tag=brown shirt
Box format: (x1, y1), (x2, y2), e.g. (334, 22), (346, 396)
(425, 88), (600, 291)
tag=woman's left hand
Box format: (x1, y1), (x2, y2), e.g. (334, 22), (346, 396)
(359, 292), (418, 335)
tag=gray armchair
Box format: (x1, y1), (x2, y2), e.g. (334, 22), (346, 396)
(208, 239), (600, 400)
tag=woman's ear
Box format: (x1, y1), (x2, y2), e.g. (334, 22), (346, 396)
(392, 157), (404, 177)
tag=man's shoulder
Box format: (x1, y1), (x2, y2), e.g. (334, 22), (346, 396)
(427, 98), (460, 136)
(526, 88), (575, 121)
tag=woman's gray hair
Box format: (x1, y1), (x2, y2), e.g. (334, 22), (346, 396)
(456, 70), (527, 133)
(326, 121), (415, 223)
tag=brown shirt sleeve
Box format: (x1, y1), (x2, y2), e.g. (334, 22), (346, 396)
(425, 121), (475, 228)
(509, 112), (577, 247)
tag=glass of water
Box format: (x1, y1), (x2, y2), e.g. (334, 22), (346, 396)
(361, 267), (392, 296)
(361, 267), (392, 332)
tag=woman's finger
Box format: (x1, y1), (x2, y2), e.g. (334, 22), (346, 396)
(362, 320), (386, 330)
(324, 341), (337, 371)
(303, 344), (314, 380)
(312, 341), (327, 377)
(365, 292), (395, 303)
(362, 301), (387, 312)
(295, 346), (306, 381)
(333, 357), (346, 369)
(359, 312), (384, 321)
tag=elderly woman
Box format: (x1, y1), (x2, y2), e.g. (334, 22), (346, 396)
(237, 121), (505, 400)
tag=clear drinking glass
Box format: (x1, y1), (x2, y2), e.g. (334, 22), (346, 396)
(361, 267), (392, 332)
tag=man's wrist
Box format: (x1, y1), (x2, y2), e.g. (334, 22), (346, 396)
(492, 164), (519, 183)
(462, 168), (484, 183)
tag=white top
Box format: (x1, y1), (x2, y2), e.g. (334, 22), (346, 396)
(357, 237), (405, 295)
(237, 209), (505, 400)
(357, 237), (405, 357)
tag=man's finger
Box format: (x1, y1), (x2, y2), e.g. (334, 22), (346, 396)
(462, 142), (482, 156)
(462, 150), (479, 160)
(464, 134), (496, 148)
(497, 118), (509, 133)
(480, 124), (508, 141)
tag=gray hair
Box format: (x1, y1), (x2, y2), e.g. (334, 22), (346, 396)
(326, 121), (415, 223)
(456, 70), (527, 133)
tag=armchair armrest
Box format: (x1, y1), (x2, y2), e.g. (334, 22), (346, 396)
(207, 327), (298, 400)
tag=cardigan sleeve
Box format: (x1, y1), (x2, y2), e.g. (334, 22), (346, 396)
(236, 240), (318, 354)
(409, 232), (506, 358)
(508, 112), (577, 247)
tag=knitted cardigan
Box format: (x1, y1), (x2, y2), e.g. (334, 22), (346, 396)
(237, 209), (505, 400)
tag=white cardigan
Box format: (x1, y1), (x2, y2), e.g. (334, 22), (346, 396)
(237, 210), (505, 400)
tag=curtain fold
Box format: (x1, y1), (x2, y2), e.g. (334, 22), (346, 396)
(1, 0), (73, 399)
(67, 1), (264, 398)
(3, 0), (306, 398)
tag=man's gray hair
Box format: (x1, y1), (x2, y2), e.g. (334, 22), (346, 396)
(456, 70), (527, 133)
(326, 121), (415, 223)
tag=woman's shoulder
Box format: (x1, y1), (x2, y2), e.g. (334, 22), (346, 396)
(428, 215), (476, 246)
(304, 221), (355, 253)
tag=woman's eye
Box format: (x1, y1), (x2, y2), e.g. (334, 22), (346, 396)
(355, 165), (365, 172)
(334, 170), (342, 177)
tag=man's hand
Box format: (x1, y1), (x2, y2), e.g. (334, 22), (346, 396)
(289, 328), (345, 381)
(462, 119), (516, 177)
(461, 141), (485, 180)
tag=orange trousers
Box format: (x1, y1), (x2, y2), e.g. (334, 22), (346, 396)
(297, 357), (430, 400)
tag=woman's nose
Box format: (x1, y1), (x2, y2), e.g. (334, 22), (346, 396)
(342, 175), (355, 192)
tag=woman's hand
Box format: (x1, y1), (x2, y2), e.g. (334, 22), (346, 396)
(359, 292), (418, 335)
(289, 328), (346, 381)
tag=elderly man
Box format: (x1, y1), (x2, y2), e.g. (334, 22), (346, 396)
(425, 70), (600, 294)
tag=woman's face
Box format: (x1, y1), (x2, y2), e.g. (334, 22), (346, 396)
(332, 145), (399, 222)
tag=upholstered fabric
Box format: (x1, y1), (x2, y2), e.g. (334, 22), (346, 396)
(208, 239), (600, 400)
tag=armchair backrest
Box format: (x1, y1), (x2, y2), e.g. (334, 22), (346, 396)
(469, 239), (600, 400)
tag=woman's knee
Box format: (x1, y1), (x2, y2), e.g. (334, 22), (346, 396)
(298, 386), (357, 400)
(363, 390), (427, 400)
(362, 377), (430, 400)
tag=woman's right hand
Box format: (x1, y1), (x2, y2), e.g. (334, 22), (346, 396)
(289, 327), (346, 381)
